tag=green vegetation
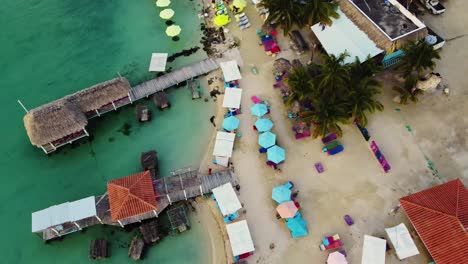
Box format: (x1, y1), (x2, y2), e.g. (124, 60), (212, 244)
(260, 0), (339, 34)
(285, 53), (383, 137)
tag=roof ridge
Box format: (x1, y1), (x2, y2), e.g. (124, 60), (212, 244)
(109, 185), (130, 219)
(401, 200), (459, 219)
(128, 192), (156, 210)
(127, 171), (149, 190)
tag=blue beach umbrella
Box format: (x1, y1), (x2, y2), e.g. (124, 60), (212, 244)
(250, 103), (268, 117)
(255, 118), (273, 132)
(258, 131), (276, 148)
(222, 116), (240, 131)
(286, 212), (308, 238)
(272, 183), (292, 203)
(267, 145), (285, 164)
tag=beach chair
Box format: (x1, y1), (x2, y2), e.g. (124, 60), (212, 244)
(344, 215), (354, 226)
(240, 23), (251, 30)
(314, 162), (324, 173)
(321, 133), (337, 144)
(251, 96), (262, 104)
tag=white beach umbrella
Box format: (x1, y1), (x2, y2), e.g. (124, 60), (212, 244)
(159, 8), (175, 20)
(166, 25), (181, 37)
(156, 0), (171, 8)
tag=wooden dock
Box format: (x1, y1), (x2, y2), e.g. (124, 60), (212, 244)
(130, 58), (219, 101)
(188, 78), (201, 99)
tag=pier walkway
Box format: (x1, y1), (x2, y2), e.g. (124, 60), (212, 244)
(129, 58), (219, 101)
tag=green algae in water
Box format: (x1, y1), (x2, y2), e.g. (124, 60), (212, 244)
(0, 0), (214, 263)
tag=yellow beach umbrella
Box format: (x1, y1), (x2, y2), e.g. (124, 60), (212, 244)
(232, 0), (246, 12)
(213, 15), (231, 27)
(156, 0), (171, 8)
(159, 9), (175, 20)
(166, 25), (181, 37)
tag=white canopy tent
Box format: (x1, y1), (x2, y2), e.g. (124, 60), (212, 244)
(220, 60), (242, 82)
(149, 53), (168, 72)
(223, 88), (243, 109)
(226, 220), (255, 257)
(212, 183), (242, 216)
(385, 223), (419, 260)
(311, 9), (383, 64)
(361, 235), (386, 264)
(32, 196), (97, 232)
(213, 132), (235, 158)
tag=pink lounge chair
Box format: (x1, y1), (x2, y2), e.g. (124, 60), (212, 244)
(251, 96), (262, 104)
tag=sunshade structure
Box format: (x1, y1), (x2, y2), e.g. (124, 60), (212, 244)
(276, 201), (298, 218)
(232, 0), (247, 11)
(220, 60), (242, 82)
(311, 9), (383, 64)
(32, 196), (97, 233)
(156, 0), (171, 7)
(272, 182), (293, 204)
(385, 223), (419, 260)
(226, 220), (255, 257)
(286, 212), (308, 238)
(400, 178), (468, 264)
(213, 132), (235, 166)
(165, 25), (181, 37)
(258, 131), (276, 149)
(212, 183), (242, 216)
(273, 58), (292, 74)
(213, 15), (231, 27)
(148, 53), (168, 72)
(159, 8), (174, 19)
(361, 235), (386, 264)
(327, 251), (348, 264)
(222, 116), (240, 131)
(267, 145), (286, 164)
(107, 171), (157, 223)
(255, 118), (273, 132)
(222, 88), (242, 109)
(250, 103), (268, 117)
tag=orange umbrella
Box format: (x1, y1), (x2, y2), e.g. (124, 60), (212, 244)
(276, 201), (298, 218)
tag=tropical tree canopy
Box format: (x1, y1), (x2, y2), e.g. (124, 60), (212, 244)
(300, 97), (349, 138)
(317, 52), (350, 100)
(348, 78), (384, 127)
(399, 41), (441, 77)
(392, 75), (421, 105)
(302, 0), (339, 26)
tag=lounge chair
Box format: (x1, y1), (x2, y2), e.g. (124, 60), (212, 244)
(251, 96), (262, 104)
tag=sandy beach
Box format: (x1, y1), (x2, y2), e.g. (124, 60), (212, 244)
(195, 1), (467, 264)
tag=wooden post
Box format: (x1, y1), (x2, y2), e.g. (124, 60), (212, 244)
(128, 93), (133, 104)
(95, 215), (103, 224)
(17, 100), (29, 113)
(153, 210), (158, 217)
(199, 185), (203, 196)
(183, 190), (187, 200)
(83, 127), (89, 136)
(40, 145), (47, 154)
(49, 143), (56, 150)
(51, 228), (59, 236)
(74, 222), (81, 229)
(95, 109), (100, 117)
(118, 220), (124, 228)
(111, 101), (117, 110)
(166, 194), (172, 205)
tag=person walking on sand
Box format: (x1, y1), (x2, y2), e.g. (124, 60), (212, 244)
(209, 115), (216, 127)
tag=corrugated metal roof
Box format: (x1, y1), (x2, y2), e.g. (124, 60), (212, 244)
(107, 171), (156, 222)
(400, 179), (468, 264)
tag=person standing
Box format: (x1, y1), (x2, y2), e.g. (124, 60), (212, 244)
(209, 115), (216, 127)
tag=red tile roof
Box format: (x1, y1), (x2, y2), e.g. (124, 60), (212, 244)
(400, 179), (468, 264)
(107, 171), (156, 221)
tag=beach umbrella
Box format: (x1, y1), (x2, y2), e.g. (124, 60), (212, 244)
(213, 15), (231, 27)
(166, 25), (181, 37)
(159, 8), (174, 19)
(267, 145), (285, 164)
(286, 212), (308, 238)
(271, 183), (292, 204)
(255, 118), (273, 132)
(232, 0), (247, 10)
(327, 252), (348, 264)
(156, 0), (171, 7)
(273, 58), (292, 74)
(222, 116), (240, 131)
(250, 103), (268, 117)
(258, 131), (276, 148)
(276, 201), (298, 218)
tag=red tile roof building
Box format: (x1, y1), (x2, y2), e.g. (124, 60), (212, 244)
(107, 171), (157, 222)
(400, 179), (468, 264)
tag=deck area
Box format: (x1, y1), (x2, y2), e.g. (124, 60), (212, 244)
(130, 58), (219, 100)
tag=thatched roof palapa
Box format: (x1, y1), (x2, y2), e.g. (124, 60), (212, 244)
(23, 77), (131, 147)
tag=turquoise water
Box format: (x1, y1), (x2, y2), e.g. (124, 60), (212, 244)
(0, 0), (215, 263)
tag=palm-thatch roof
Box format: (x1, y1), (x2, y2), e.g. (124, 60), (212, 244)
(338, 0), (427, 52)
(23, 77), (131, 147)
(273, 58), (292, 74)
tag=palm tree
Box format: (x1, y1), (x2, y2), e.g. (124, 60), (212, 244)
(302, 0), (339, 27)
(260, 0), (303, 34)
(392, 75), (422, 104)
(399, 41), (441, 77)
(284, 66), (311, 106)
(300, 97), (350, 138)
(348, 78), (384, 127)
(318, 52), (350, 100)
(349, 56), (382, 81)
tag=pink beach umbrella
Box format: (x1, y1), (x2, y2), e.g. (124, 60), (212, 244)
(276, 201), (298, 218)
(327, 251), (347, 264)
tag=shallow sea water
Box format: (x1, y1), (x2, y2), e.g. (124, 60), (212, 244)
(0, 0), (214, 263)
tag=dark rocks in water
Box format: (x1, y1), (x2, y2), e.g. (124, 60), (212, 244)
(108, 137), (114, 142)
(118, 123), (132, 136)
(167, 47), (200, 62)
(172, 36), (180, 42)
(165, 20), (174, 26)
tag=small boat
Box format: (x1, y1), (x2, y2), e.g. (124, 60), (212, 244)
(188, 79), (201, 99)
(136, 105), (151, 122)
(153, 91), (170, 110)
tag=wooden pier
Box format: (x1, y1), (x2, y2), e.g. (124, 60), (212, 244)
(130, 58), (219, 101)
(188, 78), (201, 99)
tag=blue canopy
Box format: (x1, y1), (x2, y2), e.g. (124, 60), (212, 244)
(250, 103), (268, 117)
(255, 118), (273, 132)
(286, 212), (308, 238)
(258, 131), (276, 148)
(267, 145), (285, 164)
(222, 116), (240, 131)
(272, 183), (292, 204)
